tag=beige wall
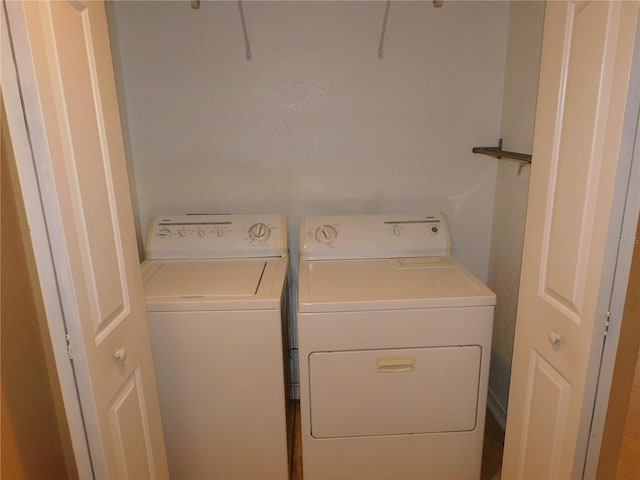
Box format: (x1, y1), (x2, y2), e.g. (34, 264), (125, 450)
(486, 0), (545, 426)
(1, 101), (75, 479)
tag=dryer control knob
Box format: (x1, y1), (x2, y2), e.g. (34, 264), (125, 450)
(315, 225), (338, 243)
(249, 223), (271, 241)
(158, 228), (172, 238)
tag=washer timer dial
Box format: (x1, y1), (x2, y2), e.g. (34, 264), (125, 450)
(248, 223), (271, 241)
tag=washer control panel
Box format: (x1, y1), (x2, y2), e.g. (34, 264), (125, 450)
(145, 214), (287, 259)
(300, 213), (451, 260)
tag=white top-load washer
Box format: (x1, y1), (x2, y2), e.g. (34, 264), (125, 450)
(297, 213), (495, 480)
(142, 214), (291, 480)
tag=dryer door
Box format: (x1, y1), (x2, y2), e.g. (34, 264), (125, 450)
(308, 345), (482, 438)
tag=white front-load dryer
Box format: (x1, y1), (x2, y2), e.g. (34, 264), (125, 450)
(141, 214), (292, 480)
(297, 213), (496, 480)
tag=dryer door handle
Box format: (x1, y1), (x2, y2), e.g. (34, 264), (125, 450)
(376, 357), (416, 373)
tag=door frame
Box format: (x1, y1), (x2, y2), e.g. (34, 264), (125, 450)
(3, 0), (639, 477)
(1, 2), (93, 477)
(583, 4), (640, 475)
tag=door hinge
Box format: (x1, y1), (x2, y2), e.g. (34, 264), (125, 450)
(65, 334), (73, 360)
(604, 311), (611, 337)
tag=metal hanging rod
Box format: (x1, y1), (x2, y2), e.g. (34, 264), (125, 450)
(472, 138), (532, 175)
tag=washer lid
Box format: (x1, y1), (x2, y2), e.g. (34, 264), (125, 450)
(298, 256), (495, 312)
(142, 256), (288, 311)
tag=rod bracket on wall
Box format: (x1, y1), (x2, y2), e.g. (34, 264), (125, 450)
(190, 0), (252, 60)
(472, 138), (532, 175)
(378, 0), (391, 58)
(378, 0), (443, 58)
(238, 1), (252, 61)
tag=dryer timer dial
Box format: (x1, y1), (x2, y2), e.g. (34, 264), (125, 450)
(315, 225), (338, 243)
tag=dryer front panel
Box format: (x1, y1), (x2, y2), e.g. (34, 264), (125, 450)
(308, 345), (481, 438)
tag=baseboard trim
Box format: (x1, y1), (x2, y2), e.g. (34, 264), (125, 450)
(487, 387), (507, 431)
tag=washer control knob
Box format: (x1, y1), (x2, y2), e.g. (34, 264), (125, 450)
(158, 228), (171, 238)
(198, 228), (206, 237)
(176, 229), (186, 238)
(215, 227), (225, 238)
(249, 223), (271, 241)
(315, 225), (338, 243)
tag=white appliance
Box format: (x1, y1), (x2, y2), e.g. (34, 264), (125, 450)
(297, 213), (496, 480)
(142, 214), (292, 480)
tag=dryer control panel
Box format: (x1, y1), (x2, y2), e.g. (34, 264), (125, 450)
(145, 214), (287, 259)
(300, 213), (451, 260)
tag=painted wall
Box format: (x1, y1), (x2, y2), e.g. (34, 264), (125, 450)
(596, 213), (640, 478)
(486, 1), (545, 426)
(108, 0), (510, 281)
